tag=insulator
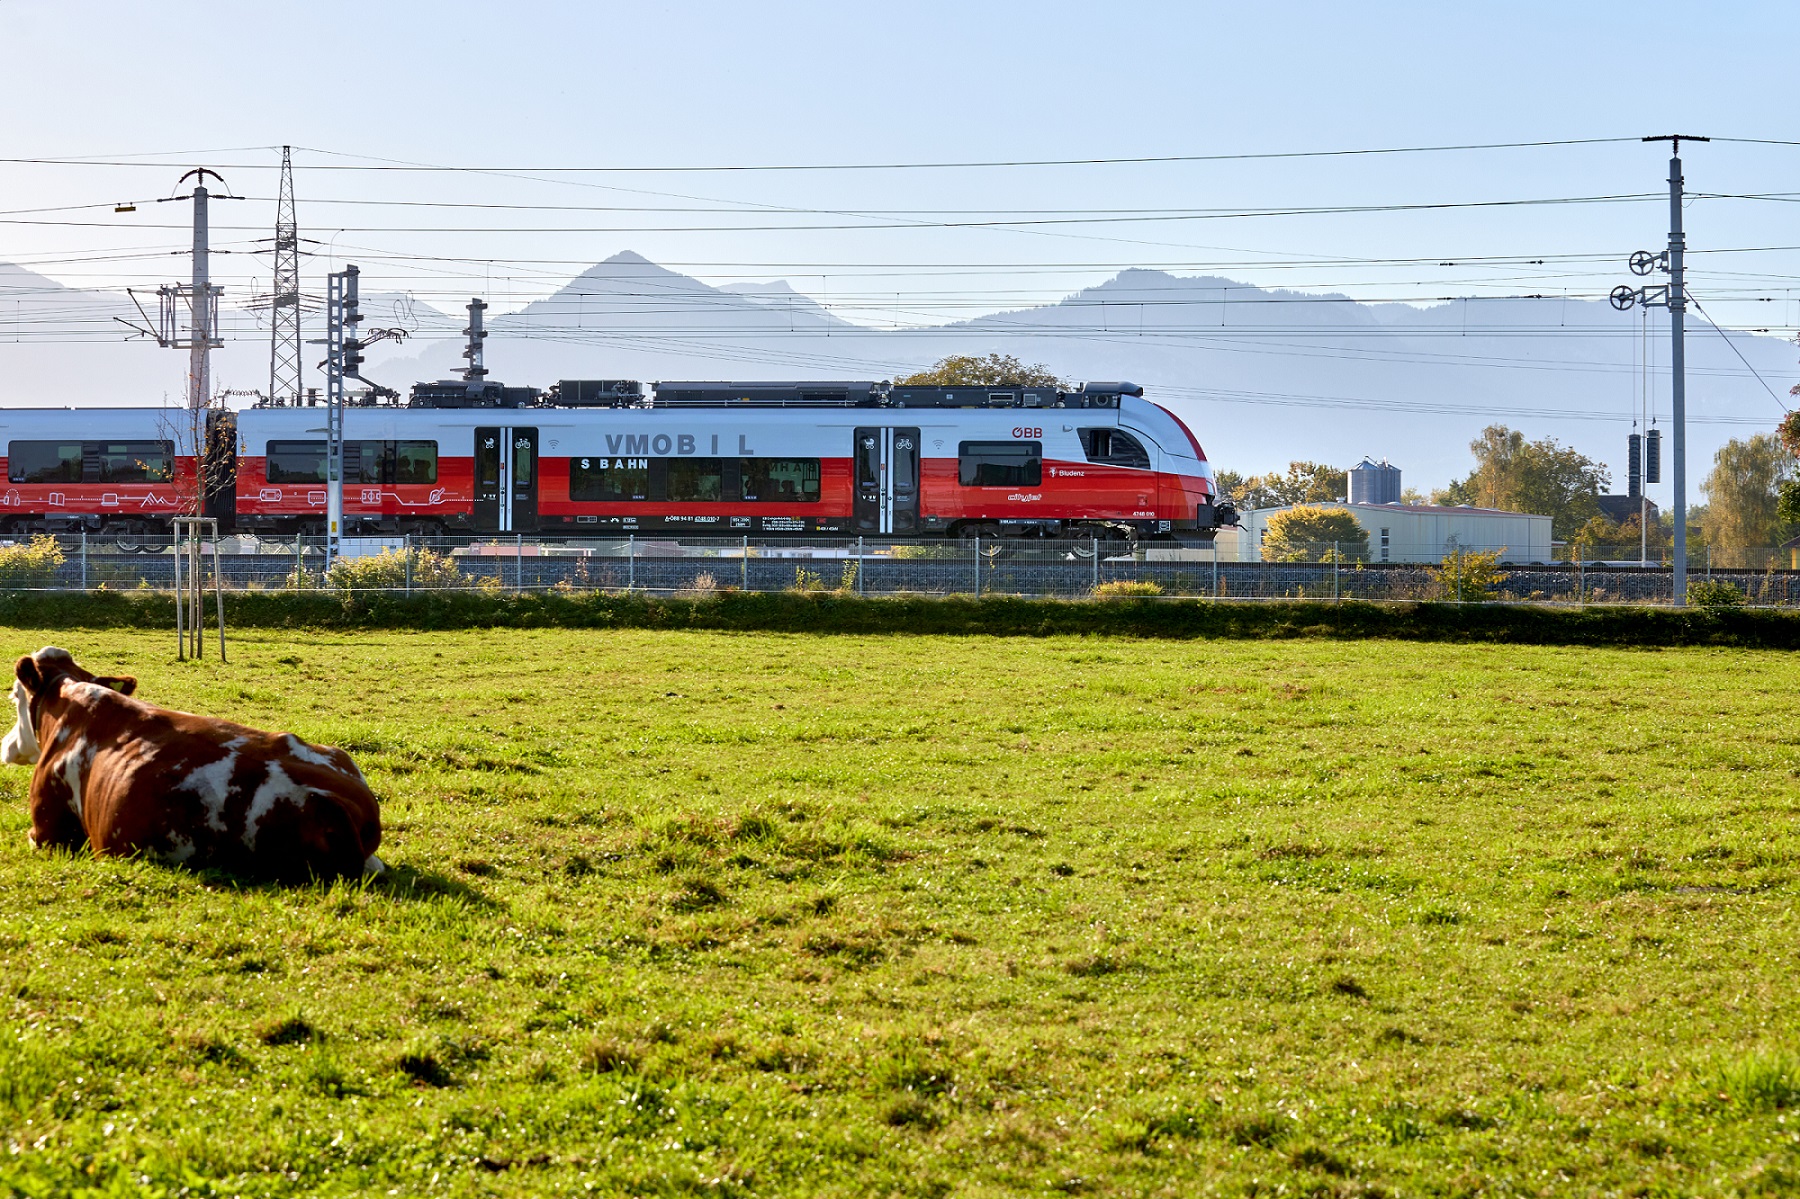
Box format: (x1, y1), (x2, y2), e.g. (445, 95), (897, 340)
(1645, 427), (1662, 485)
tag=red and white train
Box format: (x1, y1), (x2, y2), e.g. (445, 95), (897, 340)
(0, 378), (1234, 543)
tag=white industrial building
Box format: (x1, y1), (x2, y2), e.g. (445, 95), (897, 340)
(1228, 502), (1555, 564)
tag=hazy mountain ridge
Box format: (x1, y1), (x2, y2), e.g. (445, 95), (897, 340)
(1, 251), (1791, 486)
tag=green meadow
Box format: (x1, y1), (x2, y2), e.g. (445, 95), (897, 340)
(0, 628), (1795, 1197)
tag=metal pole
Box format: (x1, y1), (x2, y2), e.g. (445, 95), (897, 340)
(1454, 545), (1463, 603)
(742, 535), (749, 590)
(974, 535), (981, 598)
(1211, 541), (1218, 598)
(1092, 535), (1100, 592)
(79, 531), (86, 592)
(628, 534), (635, 591)
(856, 535), (864, 595)
(189, 185), (210, 430)
(516, 532), (523, 591)
(404, 532), (412, 596)
(1667, 147), (1690, 607)
(1333, 542), (1339, 601)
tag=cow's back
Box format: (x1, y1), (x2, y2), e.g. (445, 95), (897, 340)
(70, 698), (380, 881)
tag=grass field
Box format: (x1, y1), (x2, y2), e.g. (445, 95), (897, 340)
(0, 628), (1796, 1197)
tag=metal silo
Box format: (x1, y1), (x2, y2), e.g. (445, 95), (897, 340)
(1347, 457), (1402, 505)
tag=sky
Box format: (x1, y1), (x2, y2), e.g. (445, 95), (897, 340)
(0, 0), (1796, 479)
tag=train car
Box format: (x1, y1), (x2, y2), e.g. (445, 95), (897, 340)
(0, 378), (1234, 543)
(0, 408), (207, 546)
(232, 378), (1231, 541)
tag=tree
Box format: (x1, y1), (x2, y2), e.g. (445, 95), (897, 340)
(1260, 505), (1369, 562)
(1220, 460), (1347, 509)
(1777, 411), (1800, 527)
(1440, 424), (1609, 539)
(895, 353), (1064, 388)
(1701, 433), (1794, 567)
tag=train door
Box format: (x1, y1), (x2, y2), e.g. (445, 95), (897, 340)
(473, 426), (539, 534)
(852, 426), (920, 535)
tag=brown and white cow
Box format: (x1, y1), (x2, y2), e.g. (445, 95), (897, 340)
(2, 646), (383, 882)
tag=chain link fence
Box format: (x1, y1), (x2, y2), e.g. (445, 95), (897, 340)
(0, 532), (1794, 606)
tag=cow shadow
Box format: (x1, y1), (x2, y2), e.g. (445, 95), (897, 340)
(170, 860), (501, 909)
(364, 863), (503, 909)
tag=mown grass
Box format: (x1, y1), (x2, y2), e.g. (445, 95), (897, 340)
(0, 628), (1796, 1196)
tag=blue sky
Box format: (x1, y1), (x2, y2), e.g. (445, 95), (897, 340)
(4, 0), (1796, 314)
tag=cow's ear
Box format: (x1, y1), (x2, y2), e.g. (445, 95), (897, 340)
(95, 676), (137, 697)
(14, 656), (41, 693)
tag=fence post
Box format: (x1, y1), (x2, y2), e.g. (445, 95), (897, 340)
(856, 535), (864, 596)
(742, 535), (749, 591)
(1211, 541), (1218, 598)
(404, 532), (413, 596)
(1333, 542), (1339, 602)
(211, 523), (227, 663)
(1454, 546), (1463, 603)
(1092, 535), (1100, 592)
(173, 526), (185, 661)
(1577, 557), (1584, 606)
(974, 535), (982, 598)
(627, 534), (635, 591)
(79, 531), (87, 592)
(515, 533), (523, 591)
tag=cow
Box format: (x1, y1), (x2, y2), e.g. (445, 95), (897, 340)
(1, 646), (383, 882)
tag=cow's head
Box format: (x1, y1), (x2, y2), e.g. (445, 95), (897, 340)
(2, 647), (136, 766)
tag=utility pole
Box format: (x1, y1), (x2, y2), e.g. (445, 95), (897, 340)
(1610, 134), (1707, 606)
(121, 169), (243, 518)
(320, 264), (406, 571)
(324, 265), (362, 570)
(269, 147), (302, 406)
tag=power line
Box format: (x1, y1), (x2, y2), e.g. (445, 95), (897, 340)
(0, 136), (1645, 174)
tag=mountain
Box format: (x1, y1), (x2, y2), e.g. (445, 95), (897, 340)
(2, 251), (1791, 488)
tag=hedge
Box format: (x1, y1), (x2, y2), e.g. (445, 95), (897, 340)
(0, 589), (1796, 648)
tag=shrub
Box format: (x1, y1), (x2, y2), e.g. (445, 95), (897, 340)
(1688, 578), (1745, 609)
(328, 547), (464, 591)
(1093, 580), (1163, 598)
(790, 566), (827, 593)
(677, 572), (719, 599)
(1431, 548), (1506, 601)
(0, 535), (66, 589)
(1261, 506), (1369, 563)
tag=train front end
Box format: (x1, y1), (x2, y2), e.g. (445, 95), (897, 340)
(1117, 394), (1237, 541)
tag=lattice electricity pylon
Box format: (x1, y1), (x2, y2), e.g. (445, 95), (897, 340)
(268, 146), (303, 406)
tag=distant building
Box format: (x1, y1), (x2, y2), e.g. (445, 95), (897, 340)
(1235, 502), (1554, 564)
(1596, 495), (1660, 525)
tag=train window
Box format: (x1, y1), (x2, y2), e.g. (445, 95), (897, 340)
(511, 437), (533, 487)
(266, 440), (326, 484)
(394, 442), (437, 485)
(97, 441), (173, 484)
(667, 458), (723, 502)
(958, 441), (1041, 487)
(8, 441), (83, 484)
(856, 434), (880, 489)
(345, 441), (384, 486)
(739, 458), (820, 503)
(569, 456), (650, 502)
(1077, 428), (1150, 470)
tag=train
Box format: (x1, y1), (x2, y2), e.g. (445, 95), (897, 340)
(0, 376), (1235, 545)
